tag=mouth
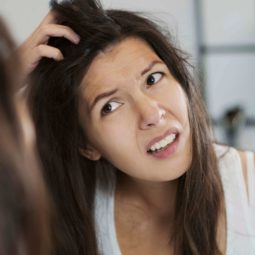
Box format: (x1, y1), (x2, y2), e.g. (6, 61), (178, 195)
(146, 131), (179, 155)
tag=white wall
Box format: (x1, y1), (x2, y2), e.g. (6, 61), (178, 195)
(203, 0), (255, 46)
(202, 0), (255, 120)
(0, 0), (49, 43)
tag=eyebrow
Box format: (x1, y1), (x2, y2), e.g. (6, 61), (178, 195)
(89, 88), (118, 111)
(141, 60), (164, 76)
(89, 60), (163, 111)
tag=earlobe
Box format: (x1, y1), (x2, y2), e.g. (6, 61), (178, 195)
(79, 146), (101, 161)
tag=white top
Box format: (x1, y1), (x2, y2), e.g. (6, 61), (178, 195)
(94, 145), (255, 255)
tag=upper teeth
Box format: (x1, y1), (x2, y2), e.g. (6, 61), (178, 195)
(149, 133), (176, 152)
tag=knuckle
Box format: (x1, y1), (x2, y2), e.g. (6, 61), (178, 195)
(61, 25), (72, 34)
(37, 44), (45, 55)
(39, 24), (49, 35)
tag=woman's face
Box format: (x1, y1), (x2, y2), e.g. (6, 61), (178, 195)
(79, 37), (192, 182)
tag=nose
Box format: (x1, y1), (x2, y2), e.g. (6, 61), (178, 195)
(135, 95), (166, 130)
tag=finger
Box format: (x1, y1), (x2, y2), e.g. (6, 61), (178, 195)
(19, 44), (64, 81)
(36, 44), (64, 61)
(38, 24), (80, 44)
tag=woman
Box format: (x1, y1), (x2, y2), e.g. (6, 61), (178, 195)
(28, 0), (255, 254)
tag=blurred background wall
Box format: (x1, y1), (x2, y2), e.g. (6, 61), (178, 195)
(1, 0), (255, 150)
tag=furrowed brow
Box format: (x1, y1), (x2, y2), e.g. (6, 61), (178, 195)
(141, 60), (164, 76)
(89, 88), (118, 111)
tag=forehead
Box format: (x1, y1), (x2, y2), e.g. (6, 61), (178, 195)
(80, 37), (162, 97)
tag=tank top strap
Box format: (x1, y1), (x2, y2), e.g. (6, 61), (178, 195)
(246, 151), (255, 206)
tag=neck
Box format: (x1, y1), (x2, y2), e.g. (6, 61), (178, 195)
(116, 172), (178, 218)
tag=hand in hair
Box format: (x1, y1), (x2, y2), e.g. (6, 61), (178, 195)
(17, 11), (80, 84)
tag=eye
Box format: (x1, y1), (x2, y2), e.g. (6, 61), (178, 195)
(101, 101), (122, 116)
(146, 72), (163, 86)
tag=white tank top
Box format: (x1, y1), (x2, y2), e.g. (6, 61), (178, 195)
(95, 145), (255, 254)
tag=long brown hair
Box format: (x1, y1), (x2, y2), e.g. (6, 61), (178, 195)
(29, 0), (223, 254)
(0, 18), (50, 255)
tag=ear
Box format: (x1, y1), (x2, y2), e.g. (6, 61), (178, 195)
(79, 145), (101, 161)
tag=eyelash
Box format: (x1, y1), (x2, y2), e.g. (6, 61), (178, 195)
(101, 101), (122, 116)
(146, 72), (164, 86)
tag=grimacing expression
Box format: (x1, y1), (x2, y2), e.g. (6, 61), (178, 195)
(79, 37), (192, 182)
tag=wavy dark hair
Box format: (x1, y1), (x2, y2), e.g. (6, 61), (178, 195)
(29, 0), (224, 254)
(0, 18), (50, 255)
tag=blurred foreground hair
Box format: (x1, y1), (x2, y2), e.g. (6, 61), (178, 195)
(0, 18), (50, 255)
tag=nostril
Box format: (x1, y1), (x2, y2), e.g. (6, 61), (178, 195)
(140, 107), (166, 129)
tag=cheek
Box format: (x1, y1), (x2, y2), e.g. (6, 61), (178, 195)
(177, 95), (189, 125)
(160, 84), (189, 123)
(88, 115), (136, 154)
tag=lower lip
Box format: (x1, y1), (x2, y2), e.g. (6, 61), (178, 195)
(148, 135), (179, 159)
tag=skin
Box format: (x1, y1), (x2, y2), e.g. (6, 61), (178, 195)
(78, 37), (192, 254)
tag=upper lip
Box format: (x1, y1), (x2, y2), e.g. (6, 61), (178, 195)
(146, 128), (179, 152)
